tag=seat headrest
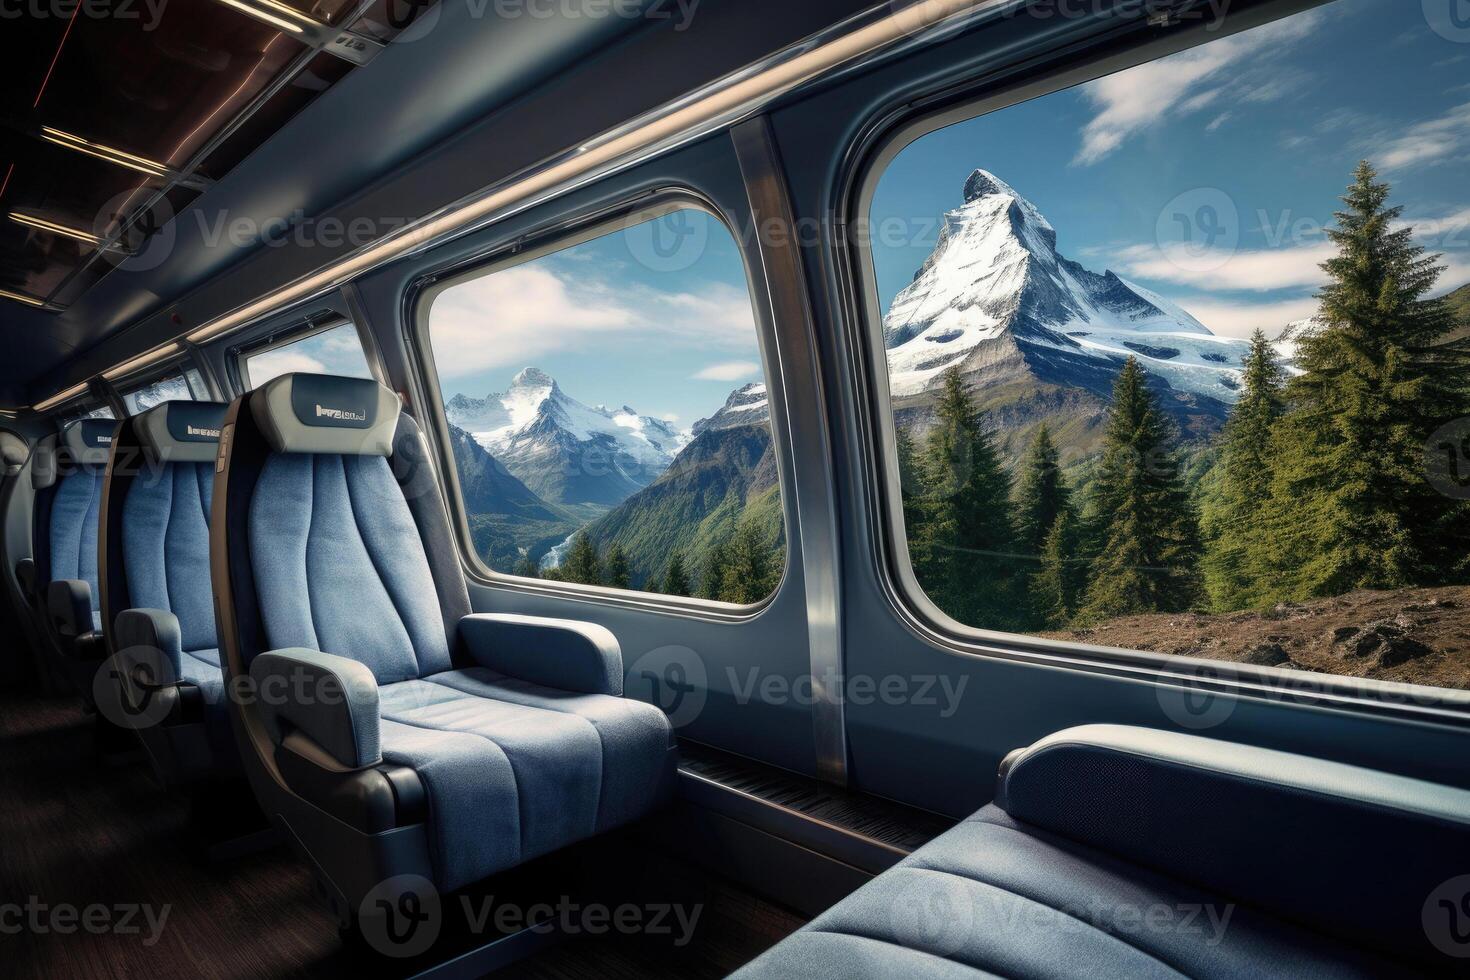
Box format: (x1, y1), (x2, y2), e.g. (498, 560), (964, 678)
(135, 400), (228, 464)
(0, 430), (27, 475)
(250, 373), (400, 456)
(61, 419), (116, 467)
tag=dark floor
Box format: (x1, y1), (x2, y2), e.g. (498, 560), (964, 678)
(0, 684), (803, 979)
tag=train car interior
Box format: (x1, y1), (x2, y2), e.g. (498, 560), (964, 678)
(2, 0), (1469, 976)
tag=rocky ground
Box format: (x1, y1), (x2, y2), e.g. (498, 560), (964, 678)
(1043, 586), (1470, 691)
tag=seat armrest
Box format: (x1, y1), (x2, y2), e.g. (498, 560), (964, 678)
(459, 613), (622, 696)
(14, 559), (36, 607)
(112, 609), (187, 711)
(995, 724), (1470, 968)
(249, 649), (381, 770)
(46, 579), (94, 642)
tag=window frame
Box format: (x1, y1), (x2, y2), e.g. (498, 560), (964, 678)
(406, 190), (792, 618)
(835, 5), (1470, 723)
(233, 313), (382, 392)
(115, 363), (214, 416)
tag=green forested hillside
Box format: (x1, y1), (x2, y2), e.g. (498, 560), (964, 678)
(586, 422), (783, 588)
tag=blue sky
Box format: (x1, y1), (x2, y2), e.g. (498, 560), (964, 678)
(871, 0), (1470, 339)
(427, 210), (761, 428)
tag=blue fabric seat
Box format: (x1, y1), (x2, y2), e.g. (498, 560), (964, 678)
(734, 725), (1470, 978)
(99, 401), (232, 782)
(217, 373), (676, 900)
(37, 420), (112, 636)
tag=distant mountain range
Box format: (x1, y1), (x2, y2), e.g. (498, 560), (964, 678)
(440, 174), (1470, 580)
(445, 367), (687, 508)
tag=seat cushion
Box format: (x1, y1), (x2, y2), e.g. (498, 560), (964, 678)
(122, 462), (217, 652)
(732, 807), (1420, 979)
(49, 466), (104, 619)
(249, 453), (452, 684)
(377, 668), (675, 892)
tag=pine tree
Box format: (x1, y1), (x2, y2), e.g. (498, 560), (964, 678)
(1032, 509), (1084, 627)
(605, 545), (631, 590)
(513, 556), (540, 579)
(914, 368), (1018, 627)
(1014, 422), (1071, 557)
(698, 538), (730, 601)
(1200, 329), (1284, 610)
(1253, 162), (1470, 598)
(662, 551), (691, 596)
(1077, 357), (1201, 621)
(720, 521), (778, 604)
(562, 532), (602, 586)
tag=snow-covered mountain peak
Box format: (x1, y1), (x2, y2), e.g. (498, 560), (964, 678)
(693, 382), (769, 436)
(882, 169), (1252, 404)
(510, 366), (556, 390)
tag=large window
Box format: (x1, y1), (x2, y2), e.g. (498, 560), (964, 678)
(866, 0), (1470, 691)
(243, 321), (374, 389)
(121, 367), (209, 415)
(424, 206), (785, 604)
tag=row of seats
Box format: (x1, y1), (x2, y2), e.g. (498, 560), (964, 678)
(14, 374), (677, 928)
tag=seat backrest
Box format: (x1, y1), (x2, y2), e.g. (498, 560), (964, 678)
(34, 420), (114, 625)
(103, 402), (227, 653)
(217, 374), (468, 685)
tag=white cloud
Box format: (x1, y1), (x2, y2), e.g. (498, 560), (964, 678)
(426, 265), (756, 380)
(1172, 296), (1322, 339)
(1073, 11), (1321, 165)
(1112, 241), (1335, 292)
(1378, 102), (1470, 172)
(1206, 112), (1232, 132)
(246, 351), (326, 387)
(694, 361), (759, 381)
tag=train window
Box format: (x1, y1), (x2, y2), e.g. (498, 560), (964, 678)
(423, 207), (785, 603)
(242, 321), (373, 389)
(60, 403), (114, 425)
(865, 0), (1470, 691)
(120, 368), (209, 415)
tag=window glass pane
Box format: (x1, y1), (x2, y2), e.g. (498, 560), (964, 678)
(61, 404), (114, 425)
(122, 373), (194, 415)
(183, 367), (209, 400)
(868, 0), (1470, 691)
(426, 208), (785, 603)
(244, 322), (373, 389)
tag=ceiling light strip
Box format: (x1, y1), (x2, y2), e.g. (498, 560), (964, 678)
(33, 381), (90, 413)
(214, 0), (315, 33)
(39, 127), (170, 179)
(101, 342), (183, 381)
(184, 0), (986, 346)
(9, 211), (103, 246)
(0, 288), (46, 308)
